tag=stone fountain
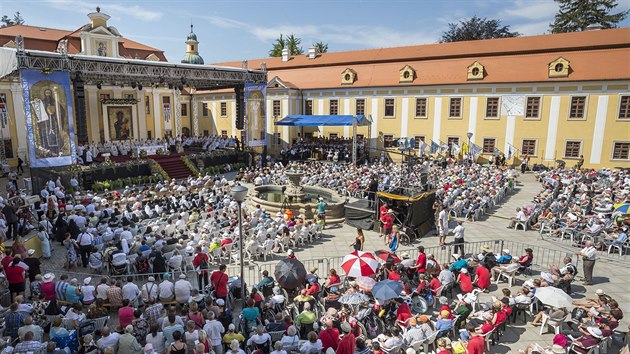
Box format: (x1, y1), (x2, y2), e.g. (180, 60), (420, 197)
(249, 162), (347, 224)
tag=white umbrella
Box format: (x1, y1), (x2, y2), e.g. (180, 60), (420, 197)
(534, 286), (573, 308)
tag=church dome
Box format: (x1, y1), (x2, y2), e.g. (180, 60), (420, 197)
(187, 32), (198, 41)
(181, 53), (204, 65)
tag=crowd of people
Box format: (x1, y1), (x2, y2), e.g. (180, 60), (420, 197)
(279, 138), (367, 164)
(75, 135), (238, 164)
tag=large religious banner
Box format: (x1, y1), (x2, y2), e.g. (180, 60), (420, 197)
(245, 82), (266, 147)
(21, 69), (76, 167)
(108, 106), (134, 140)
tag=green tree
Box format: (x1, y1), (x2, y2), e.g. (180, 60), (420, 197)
(285, 33), (304, 55)
(440, 16), (520, 42)
(268, 34), (285, 57)
(1, 11), (24, 27)
(313, 41), (329, 53)
(550, 0), (628, 33)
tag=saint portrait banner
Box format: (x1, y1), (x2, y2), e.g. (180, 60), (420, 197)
(245, 82), (266, 147)
(20, 69), (76, 167)
(107, 106), (134, 141)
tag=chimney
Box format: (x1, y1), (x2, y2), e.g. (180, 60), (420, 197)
(260, 62), (267, 71)
(308, 47), (317, 59)
(241, 60), (248, 69)
(585, 23), (603, 31)
(281, 48), (290, 62)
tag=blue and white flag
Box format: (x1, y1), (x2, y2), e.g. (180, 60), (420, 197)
(493, 147), (501, 156)
(430, 140), (440, 154)
(451, 143), (461, 156)
(419, 141), (427, 155)
(471, 143), (483, 158)
(507, 143), (517, 159)
(439, 141), (449, 155)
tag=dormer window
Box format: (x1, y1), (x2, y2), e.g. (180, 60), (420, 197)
(341, 68), (356, 85)
(467, 61), (485, 80)
(548, 57), (570, 78)
(399, 65), (415, 83)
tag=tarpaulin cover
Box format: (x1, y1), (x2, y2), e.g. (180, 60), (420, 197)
(275, 115), (369, 126)
(378, 190), (436, 229)
(345, 199), (374, 230)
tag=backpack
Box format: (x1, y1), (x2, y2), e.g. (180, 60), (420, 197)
(136, 257), (150, 274)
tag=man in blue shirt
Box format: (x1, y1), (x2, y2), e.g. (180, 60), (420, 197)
(316, 197), (328, 229)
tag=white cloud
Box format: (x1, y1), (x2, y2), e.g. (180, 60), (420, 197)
(500, 0), (558, 20)
(45, 0), (163, 22)
(513, 20), (551, 35)
(193, 14), (438, 50)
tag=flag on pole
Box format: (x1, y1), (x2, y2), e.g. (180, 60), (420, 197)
(439, 141), (449, 155)
(430, 140), (439, 154)
(419, 141), (427, 155)
(507, 143), (517, 159)
(451, 143), (461, 156)
(471, 143), (482, 158)
(493, 147), (501, 156)
(462, 142), (469, 156)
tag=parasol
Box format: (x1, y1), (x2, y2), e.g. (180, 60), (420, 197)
(372, 279), (403, 301)
(355, 276), (377, 292)
(533, 286), (573, 309)
(274, 258), (307, 290)
(341, 251), (379, 277)
(339, 292), (370, 305)
(614, 203), (629, 214)
(374, 250), (401, 264)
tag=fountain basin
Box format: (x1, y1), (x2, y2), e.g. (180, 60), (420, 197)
(250, 185), (346, 223)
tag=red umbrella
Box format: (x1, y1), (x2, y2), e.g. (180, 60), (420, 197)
(375, 250), (401, 264)
(341, 251), (379, 277)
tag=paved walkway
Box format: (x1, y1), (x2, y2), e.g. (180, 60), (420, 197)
(22, 172), (630, 353)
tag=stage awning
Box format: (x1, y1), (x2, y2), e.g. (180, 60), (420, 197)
(275, 115), (369, 127)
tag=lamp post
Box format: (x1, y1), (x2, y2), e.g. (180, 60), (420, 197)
(466, 132), (473, 163)
(231, 184), (248, 304)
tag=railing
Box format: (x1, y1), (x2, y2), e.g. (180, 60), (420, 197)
(63, 238), (614, 290)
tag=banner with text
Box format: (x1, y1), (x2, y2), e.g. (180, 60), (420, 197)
(245, 82), (267, 147)
(20, 69), (76, 167)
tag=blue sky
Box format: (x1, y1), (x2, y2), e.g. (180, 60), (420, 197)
(2, 0), (629, 63)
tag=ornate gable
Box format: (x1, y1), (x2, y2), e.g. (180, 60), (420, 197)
(548, 57), (570, 78)
(467, 61), (485, 81)
(399, 65), (416, 83)
(341, 68), (357, 85)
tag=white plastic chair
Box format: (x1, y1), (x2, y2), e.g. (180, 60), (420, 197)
(539, 313), (568, 335)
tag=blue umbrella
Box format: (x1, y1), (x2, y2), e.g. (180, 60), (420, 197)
(372, 279), (403, 301)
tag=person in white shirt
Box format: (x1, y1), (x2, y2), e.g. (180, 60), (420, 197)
(508, 207), (527, 228)
(174, 274), (193, 304)
(203, 311), (224, 354)
(438, 206), (449, 246)
(452, 220), (465, 256)
(95, 278), (110, 300)
(141, 276), (159, 303)
(122, 277), (140, 303)
(577, 240), (597, 285)
(96, 327), (121, 351)
(81, 277), (96, 305)
(158, 273), (175, 302)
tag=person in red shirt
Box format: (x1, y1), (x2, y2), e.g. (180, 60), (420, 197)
(465, 323), (486, 354)
(379, 202), (389, 236)
(438, 298), (454, 319)
(1, 249), (13, 272)
(305, 278), (320, 296)
(118, 299), (135, 328)
(429, 273), (442, 296)
(287, 249), (297, 259)
(476, 314), (494, 334)
(318, 317), (339, 352)
(474, 265), (491, 290)
(40, 273), (56, 301)
(411, 246), (427, 274)
(192, 246), (210, 291)
(395, 298), (412, 326)
(380, 210), (394, 245)
(457, 268), (473, 294)
(491, 301), (507, 328)
(324, 269), (341, 288)
(336, 322), (355, 354)
(5, 258), (25, 300)
(388, 265), (401, 281)
(210, 264), (229, 301)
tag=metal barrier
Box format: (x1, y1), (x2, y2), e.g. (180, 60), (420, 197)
(59, 239), (578, 290)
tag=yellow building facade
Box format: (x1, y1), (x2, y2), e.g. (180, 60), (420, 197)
(205, 28), (630, 169)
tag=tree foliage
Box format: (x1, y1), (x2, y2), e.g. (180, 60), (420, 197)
(440, 16), (520, 42)
(268, 34), (286, 57)
(313, 41), (329, 53)
(550, 0), (628, 33)
(1, 12), (24, 28)
(285, 34), (303, 56)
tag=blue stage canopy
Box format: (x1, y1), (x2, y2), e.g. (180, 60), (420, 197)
(275, 115), (369, 127)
